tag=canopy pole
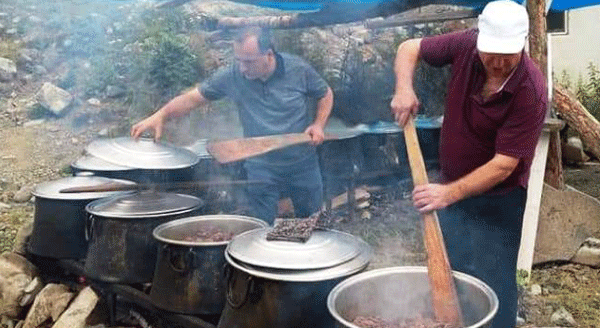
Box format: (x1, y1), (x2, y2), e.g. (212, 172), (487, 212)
(518, 0), (562, 281)
(527, 0), (565, 189)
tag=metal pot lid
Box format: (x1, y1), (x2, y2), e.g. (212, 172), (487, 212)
(85, 137), (200, 170)
(227, 228), (363, 270)
(85, 191), (202, 219)
(33, 175), (136, 200)
(225, 237), (372, 282)
(71, 153), (135, 171)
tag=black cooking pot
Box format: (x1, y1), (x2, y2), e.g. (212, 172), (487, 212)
(29, 174), (136, 259)
(83, 191), (204, 284)
(217, 228), (372, 328)
(150, 215), (268, 315)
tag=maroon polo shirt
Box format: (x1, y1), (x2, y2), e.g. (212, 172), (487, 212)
(420, 28), (547, 193)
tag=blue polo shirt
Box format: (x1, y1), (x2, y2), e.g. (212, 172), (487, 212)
(200, 52), (329, 165)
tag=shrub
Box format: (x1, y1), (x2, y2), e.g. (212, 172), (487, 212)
(556, 63), (600, 122)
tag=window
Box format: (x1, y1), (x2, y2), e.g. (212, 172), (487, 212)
(547, 9), (567, 34)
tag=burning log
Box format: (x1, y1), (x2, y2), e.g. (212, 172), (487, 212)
(51, 286), (99, 328)
(553, 85), (600, 160)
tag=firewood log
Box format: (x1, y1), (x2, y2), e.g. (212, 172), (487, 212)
(553, 85), (600, 160)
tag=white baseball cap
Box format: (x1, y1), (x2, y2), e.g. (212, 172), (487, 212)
(477, 0), (529, 54)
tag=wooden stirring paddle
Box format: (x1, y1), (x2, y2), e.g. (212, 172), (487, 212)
(206, 133), (339, 164)
(403, 116), (464, 326)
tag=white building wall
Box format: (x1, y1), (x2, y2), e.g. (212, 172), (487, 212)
(551, 5), (600, 83)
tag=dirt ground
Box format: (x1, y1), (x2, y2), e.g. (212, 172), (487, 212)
(1, 103), (600, 327)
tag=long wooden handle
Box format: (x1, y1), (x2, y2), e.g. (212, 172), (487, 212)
(403, 116), (463, 326)
(207, 133), (339, 164)
(59, 180), (267, 193)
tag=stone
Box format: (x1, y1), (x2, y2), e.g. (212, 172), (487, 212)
(105, 85), (126, 98)
(0, 252), (38, 318)
(51, 286), (98, 328)
(571, 237), (600, 267)
(97, 128), (109, 137)
(27, 16), (42, 24)
(32, 65), (47, 75)
(533, 184), (600, 264)
(0, 202), (10, 211)
(530, 284), (542, 296)
(23, 119), (45, 127)
(12, 222), (32, 256)
(360, 210), (372, 220)
(37, 82), (73, 116)
(86, 98), (101, 106)
(21, 284), (73, 328)
(0, 57), (17, 82)
(19, 277), (43, 307)
(562, 136), (589, 164)
(550, 306), (577, 327)
(12, 185), (33, 203)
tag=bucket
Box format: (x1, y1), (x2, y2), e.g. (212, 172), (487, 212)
(327, 266), (498, 328)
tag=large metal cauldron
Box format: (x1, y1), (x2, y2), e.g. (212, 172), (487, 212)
(29, 174), (135, 259)
(218, 228), (372, 328)
(149, 215), (268, 315)
(327, 266), (498, 328)
(83, 191), (204, 284)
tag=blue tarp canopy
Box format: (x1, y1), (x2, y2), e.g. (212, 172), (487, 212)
(221, 0), (600, 26)
(250, 0), (598, 12)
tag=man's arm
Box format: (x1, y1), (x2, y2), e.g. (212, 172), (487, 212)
(412, 153), (519, 213)
(305, 86), (334, 145)
(131, 88), (208, 141)
(390, 38), (422, 127)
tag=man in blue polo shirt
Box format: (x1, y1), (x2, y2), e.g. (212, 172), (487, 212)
(131, 26), (334, 224)
(391, 1), (546, 327)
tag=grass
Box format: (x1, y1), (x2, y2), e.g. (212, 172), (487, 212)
(530, 263), (600, 327)
(0, 39), (22, 61)
(0, 206), (33, 253)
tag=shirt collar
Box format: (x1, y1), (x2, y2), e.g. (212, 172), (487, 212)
(472, 49), (526, 94)
(270, 52), (285, 80)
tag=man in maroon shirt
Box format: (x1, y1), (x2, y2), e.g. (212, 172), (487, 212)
(390, 1), (546, 327)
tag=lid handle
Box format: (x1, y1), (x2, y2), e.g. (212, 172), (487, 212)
(74, 171), (95, 177)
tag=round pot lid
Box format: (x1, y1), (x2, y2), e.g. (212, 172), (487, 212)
(33, 175), (136, 200)
(86, 191), (203, 219)
(225, 238), (372, 282)
(71, 153), (135, 172)
(227, 228), (363, 270)
(85, 137), (200, 170)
